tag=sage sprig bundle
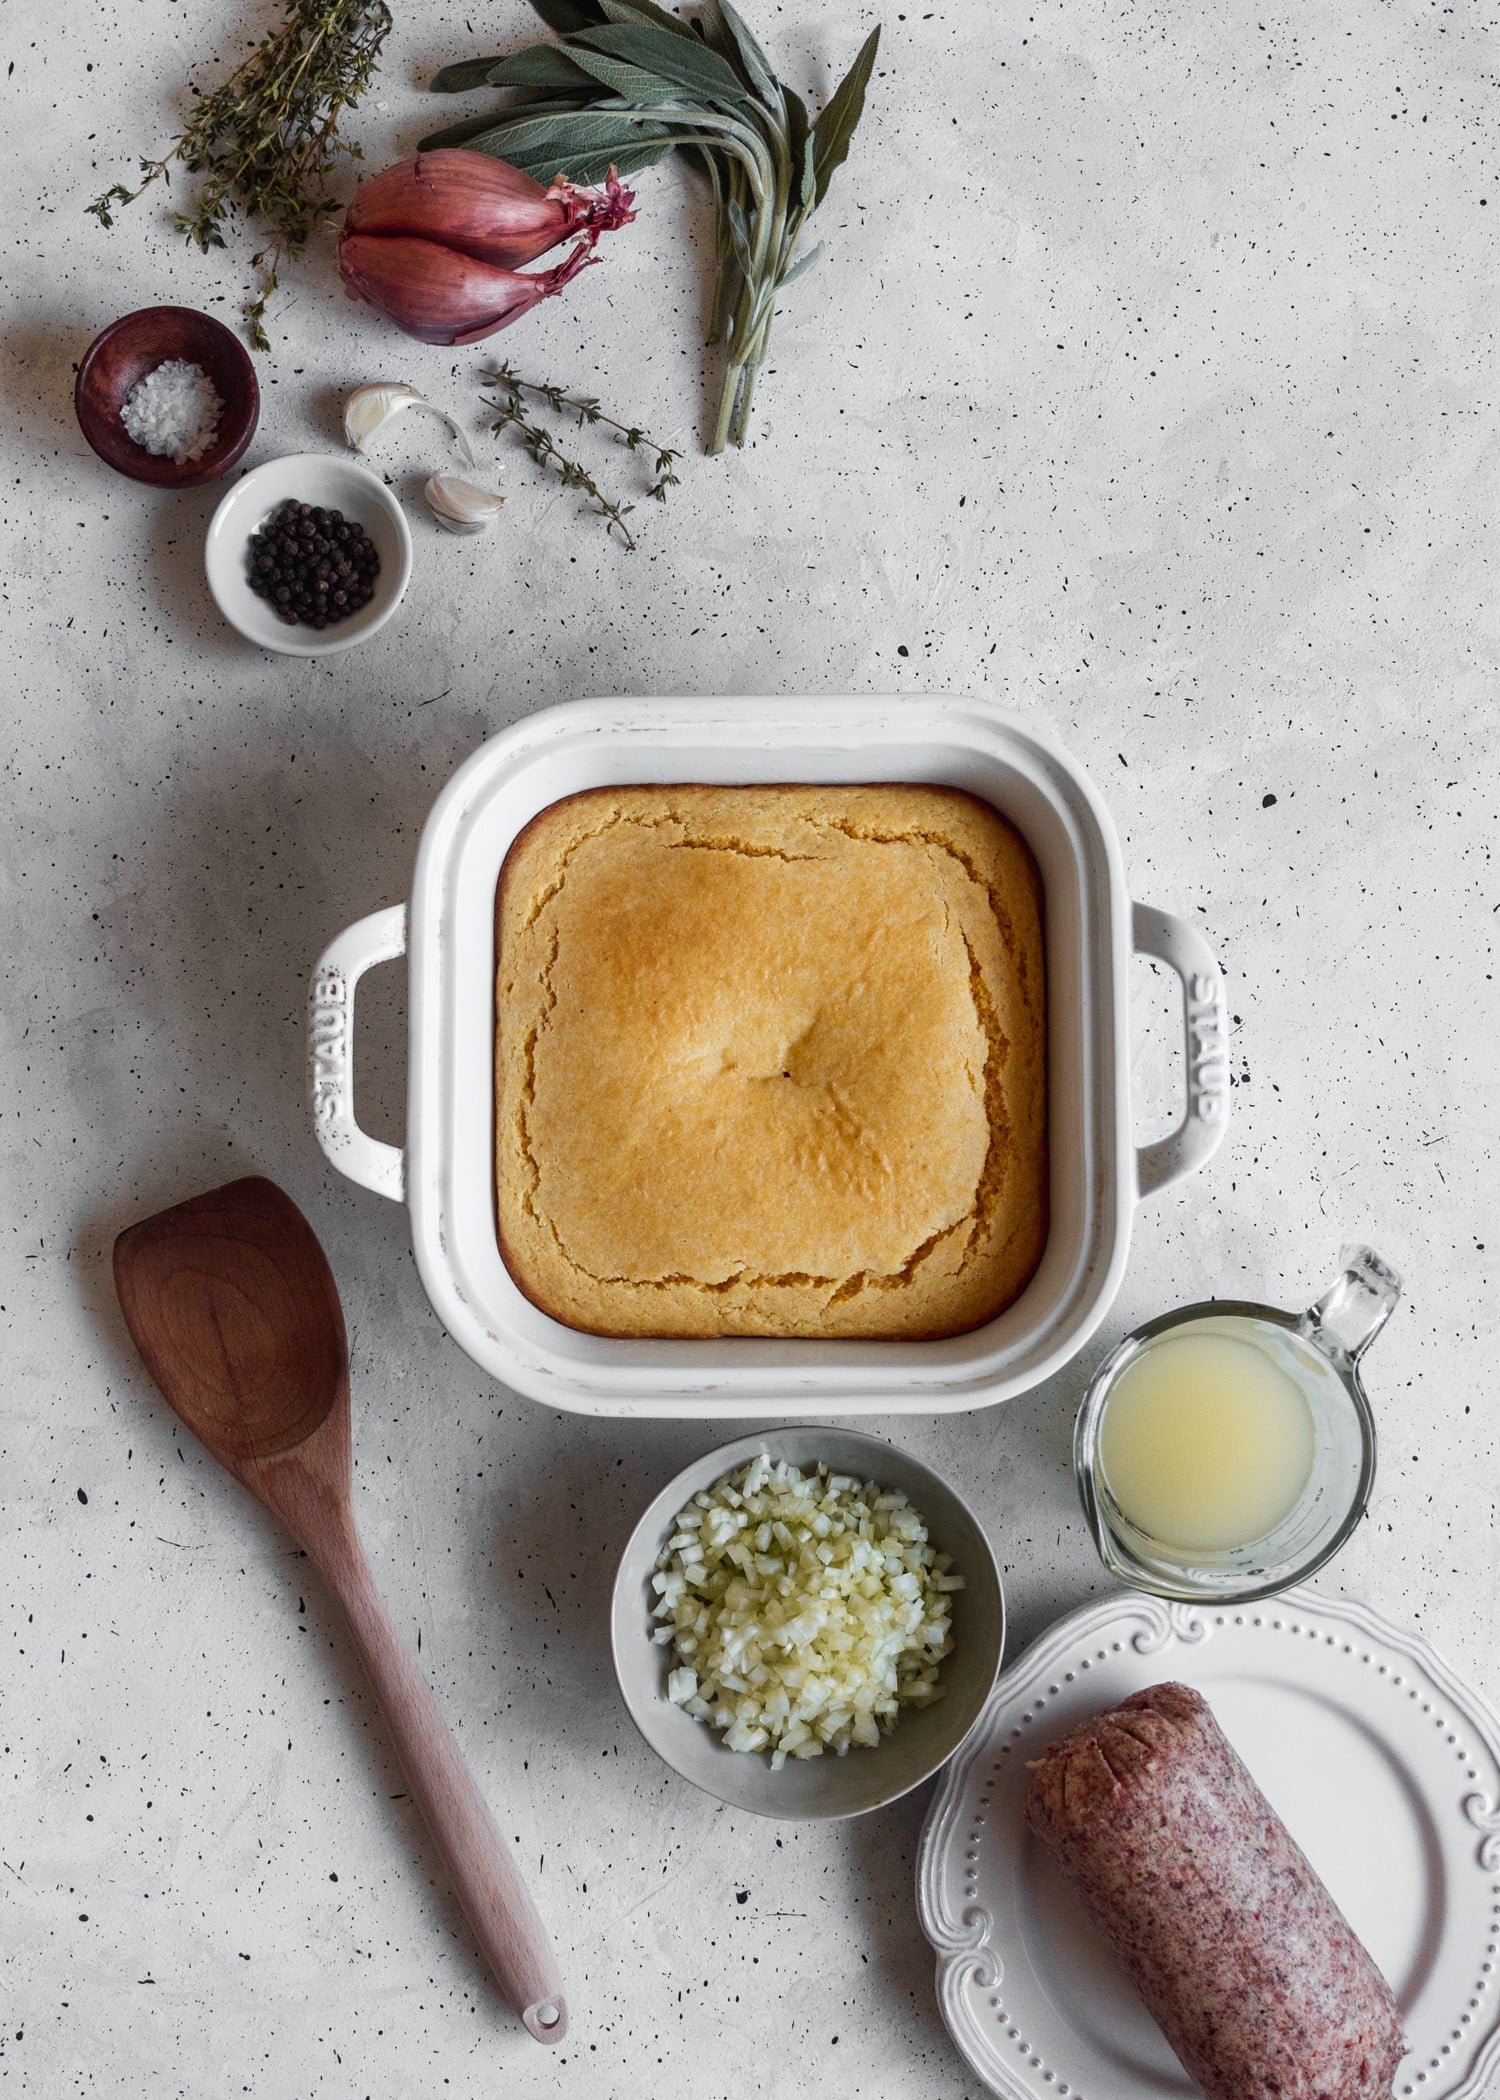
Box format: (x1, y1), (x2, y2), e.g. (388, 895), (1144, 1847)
(425, 1), (881, 452)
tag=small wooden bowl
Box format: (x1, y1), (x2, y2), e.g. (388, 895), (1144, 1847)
(74, 306), (259, 488)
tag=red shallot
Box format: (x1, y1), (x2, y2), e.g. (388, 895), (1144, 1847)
(338, 148), (633, 345)
(339, 232), (597, 347)
(343, 149), (635, 268)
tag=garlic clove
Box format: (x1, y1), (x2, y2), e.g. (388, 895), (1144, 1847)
(343, 381), (475, 466)
(344, 379), (422, 450)
(423, 472), (505, 535)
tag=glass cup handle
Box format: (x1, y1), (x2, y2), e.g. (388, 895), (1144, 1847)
(1298, 1245), (1402, 1365)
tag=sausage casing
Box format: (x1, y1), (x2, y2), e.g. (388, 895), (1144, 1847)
(1023, 1681), (1404, 2100)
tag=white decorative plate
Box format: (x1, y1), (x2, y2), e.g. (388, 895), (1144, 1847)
(917, 1589), (1500, 2100)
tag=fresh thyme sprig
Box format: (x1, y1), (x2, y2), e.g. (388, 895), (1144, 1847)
(481, 364), (681, 549)
(88, 0), (393, 349)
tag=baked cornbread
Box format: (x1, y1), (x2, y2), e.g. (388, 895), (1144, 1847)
(495, 784), (1046, 1339)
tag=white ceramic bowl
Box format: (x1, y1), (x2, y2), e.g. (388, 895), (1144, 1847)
(205, 453), (412, 656)
(610, 1426), (1006, 1821)
(308, 698), (1232, 1416)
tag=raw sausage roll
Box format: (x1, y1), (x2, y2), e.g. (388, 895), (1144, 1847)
(1023, 1681), (1404, 2100)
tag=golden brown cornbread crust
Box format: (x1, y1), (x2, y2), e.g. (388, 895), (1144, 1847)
(494, 783), (1047, 1339)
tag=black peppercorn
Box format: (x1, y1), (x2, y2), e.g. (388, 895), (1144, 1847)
(246, 499), (382, 631)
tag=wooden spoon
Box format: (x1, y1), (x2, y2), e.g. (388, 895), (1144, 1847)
(113, 1175), (568, 2043)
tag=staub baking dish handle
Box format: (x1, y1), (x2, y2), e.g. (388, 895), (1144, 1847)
(309, 905), (407, 1202)
(1131, 901), (1230, 1200)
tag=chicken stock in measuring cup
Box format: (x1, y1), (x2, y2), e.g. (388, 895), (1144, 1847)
(1074, 1247), (1402, 1604)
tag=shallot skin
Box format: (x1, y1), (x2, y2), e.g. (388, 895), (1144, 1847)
(339, 233), (597, 347)
(343, 149), (635, 269)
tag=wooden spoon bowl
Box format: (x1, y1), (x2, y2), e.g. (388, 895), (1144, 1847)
(117, 1179), (343, 1464)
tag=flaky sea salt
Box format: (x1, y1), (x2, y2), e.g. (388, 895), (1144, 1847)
(119, 359), (223, 465)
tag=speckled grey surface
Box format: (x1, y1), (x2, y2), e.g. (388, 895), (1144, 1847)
(3, 0), (1498, 2092)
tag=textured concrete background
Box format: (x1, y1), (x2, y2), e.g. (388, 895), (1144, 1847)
(3, 0), (1498, 2093)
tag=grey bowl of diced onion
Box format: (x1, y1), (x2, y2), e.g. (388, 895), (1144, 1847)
(610, 1427), (1006, 1821)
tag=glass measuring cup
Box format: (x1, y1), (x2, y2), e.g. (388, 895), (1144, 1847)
(1074, 1247), (1401, 1604)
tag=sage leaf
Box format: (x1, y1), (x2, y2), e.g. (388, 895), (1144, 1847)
(810, 25), (880, 204)
(483, 45), (601, 89)
(487, 106), (677, 157)
(564, 45), (691, 105)
(696, 0), (780, 110)
(417, 109), (548, 152)
(592, 137), (683, 178)
(429, 54), (512, 93)
(527, 0), (607, 32)
(598, 0), (697, 35)
(779, 240), (822, 285)
(782, 83), (815, 208)
(575, 23), (754, 112)
(480, 129), (677, 182)
(422, 105), (677, 179)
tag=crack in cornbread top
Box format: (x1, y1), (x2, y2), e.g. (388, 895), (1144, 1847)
(495, 784), (1047, 1340)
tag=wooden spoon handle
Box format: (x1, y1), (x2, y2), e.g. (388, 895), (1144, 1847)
(325, 1533), (568, 2042)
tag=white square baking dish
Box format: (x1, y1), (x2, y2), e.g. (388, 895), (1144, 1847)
(309, 697), (1229, 1416)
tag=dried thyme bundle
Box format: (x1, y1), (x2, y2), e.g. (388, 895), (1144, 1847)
(89, 0), (393, 348)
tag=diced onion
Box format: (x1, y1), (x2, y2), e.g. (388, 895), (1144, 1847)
(652, 1456), (962, 1763)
